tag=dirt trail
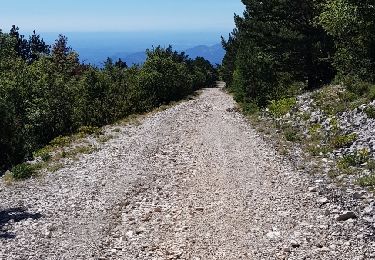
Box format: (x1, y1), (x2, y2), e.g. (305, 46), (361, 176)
(1, 83), (374, 259)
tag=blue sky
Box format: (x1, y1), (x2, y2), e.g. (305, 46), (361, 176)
(1, 0), (244, 33)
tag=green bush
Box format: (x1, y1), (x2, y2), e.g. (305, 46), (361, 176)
(284, 128), (300, 142)
(339, 90), (358, 102)
(78, 126), (102, 136)
(338, 149), (369, 169)
(241, 102), (259, 115)
(50, 136), (72, 147)
(357, 174), (375, 187)
(39, 151), (51, 162)
(346, 81), (373, 96)
(366, 160), (375, 171)
(331, 133), (358, 148)
(365, 106), (375, 119)
(368, 86), (375, 101)
(308, 124), (322, 135)
(308, 144), (332, 156)
(11, 163), (35, 180)
(268, 97), (297, 118)
(33, 146), (53, 161)
(313, 86), (349, 115)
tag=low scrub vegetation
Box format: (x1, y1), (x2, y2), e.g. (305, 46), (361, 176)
(331, 133), (358, 148)
(338, 149), (370, 170)
(365, 106), (375, 119)
(11, 163), (36, 180)
(268, 98), (297, 118)
(357, 174), (375, 188)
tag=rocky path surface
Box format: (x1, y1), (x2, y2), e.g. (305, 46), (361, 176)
(1, 84), (374, 259)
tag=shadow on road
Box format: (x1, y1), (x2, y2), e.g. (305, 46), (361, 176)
(0, 207), (42, 239)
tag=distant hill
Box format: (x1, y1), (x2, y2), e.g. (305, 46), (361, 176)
(113, 51), (146, 66)
(185, 44), (225, 65)
(112, 43), (225, 66)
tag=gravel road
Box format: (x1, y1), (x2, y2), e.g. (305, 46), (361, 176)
(1, 84), (374, 259)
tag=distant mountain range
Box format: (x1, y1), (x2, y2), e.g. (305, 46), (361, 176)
(41, 32), (227, 66)
(111, 43), (225, 66)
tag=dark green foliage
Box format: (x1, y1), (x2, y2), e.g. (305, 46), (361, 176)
(365, 106), (375, 119)
(115, 58), (127, 69)
(11, 163), (35, 180)
(221, 0), (375, 109)
(283, 127), (300, 142)
(338, 149), (370, 169)
(137, 46), (193, 108)
(345, 80), (374, 97)
(319, 0), (375, 82)
(77, 126), (102, 136)
(9, 25), (50, 63)
(357, 174), (375, 187)
(221, 0), (335, 108)
(241, 101), (259, 114)
(0, 28), (218, 174)
(268, 98), (297, 118)
(220, 30), (239, 88)
(331, 133), (358, 148)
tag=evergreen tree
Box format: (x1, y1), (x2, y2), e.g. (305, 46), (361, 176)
(222, 0), (335, 107)
(319, 0), (375, 82)
(28, 30), (50, 63)
(9, 25), (30, 60)
(115, 58), (127, 69)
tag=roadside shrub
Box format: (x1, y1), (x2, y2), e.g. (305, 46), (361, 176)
(365, 106), (375, 119)
(50, 136), (72, 147)
(330, 118), (340, 133)
(313, 86), (347, 115)
(284, 128), (299, 142)
(308, 144), (332, 156)
(331, 133), (358, 148)
(78, 126), (102, 136)
(241, 101), (259, 115)
(33, 146), (53, 161)
(38, 151), (51, 162)
(338, 149), (370, 169)
(357, 174), (375, 187)
(368, 86), (375, 101)
(308, 124), (322, 135)
(282, 125), (300, 142)
(357, 149), (370, 164)
(339, 90), (358, 102)
(344, 79), (375, 101)
(366, 160), (375, 171)
(11, 163), (35, 180)
(346, 81), (372, 96)
(301, 112), (311, 121)
(268, 97), (297, 118)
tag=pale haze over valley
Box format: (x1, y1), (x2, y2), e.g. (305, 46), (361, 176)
(2, 0), (244, 65)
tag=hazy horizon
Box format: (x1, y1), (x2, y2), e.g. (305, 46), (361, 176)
(2, 0), (244, 64)
(31, 31), (228, 65)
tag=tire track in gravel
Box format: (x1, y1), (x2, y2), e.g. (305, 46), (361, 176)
(1, 83), (374, 259)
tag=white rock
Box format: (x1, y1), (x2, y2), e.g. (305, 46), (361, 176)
(266, 231), (281, 239)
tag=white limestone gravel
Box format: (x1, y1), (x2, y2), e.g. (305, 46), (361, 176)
(0, 83), (374, 259)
